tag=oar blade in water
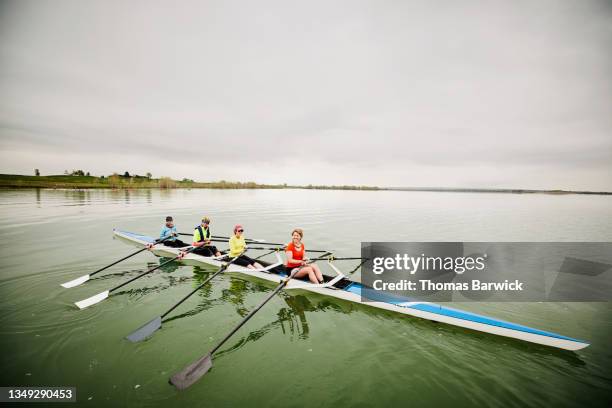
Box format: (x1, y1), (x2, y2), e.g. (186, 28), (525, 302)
(126, 316), (162, 343)
(169, 353), (213, 390)
(60, 274), (90, 288)
(74, 290), (109, 309)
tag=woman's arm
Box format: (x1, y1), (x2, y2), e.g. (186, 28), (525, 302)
(192, 230), (203, 247)
(285, 250), (304, 265)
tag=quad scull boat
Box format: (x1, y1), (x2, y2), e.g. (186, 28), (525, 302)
(111, 230), (588, 351)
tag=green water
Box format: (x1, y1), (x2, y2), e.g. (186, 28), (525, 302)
(0, 188), (610, 407)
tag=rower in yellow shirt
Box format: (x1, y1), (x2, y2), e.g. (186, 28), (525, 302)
(228, 224), (263, 269)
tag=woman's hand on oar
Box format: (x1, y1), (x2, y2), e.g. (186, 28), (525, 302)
(73, 246), (197, 310)
(60, 234), (174, 289)
(169, 252), (332, 390)
(125, 251), (246, 342)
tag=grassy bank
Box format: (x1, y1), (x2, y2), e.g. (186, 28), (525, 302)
(1, 174), (609, 194)
(0, 174), (379, 191)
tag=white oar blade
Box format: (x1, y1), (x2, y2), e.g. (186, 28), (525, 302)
(60, 274), (90, 288)
(169, 353), (213, 390)
(75, 290), (109, 309)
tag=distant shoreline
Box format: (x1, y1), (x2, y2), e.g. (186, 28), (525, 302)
(0, 174), (610, 195)
(387, 187), (612, 195)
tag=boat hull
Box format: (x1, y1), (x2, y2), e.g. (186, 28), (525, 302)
(112, 229), (590, 351)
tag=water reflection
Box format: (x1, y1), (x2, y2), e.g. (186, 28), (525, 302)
(61, 189), (92, 206)
(155, 257), (181, 274)
(91, 267), (151, 282)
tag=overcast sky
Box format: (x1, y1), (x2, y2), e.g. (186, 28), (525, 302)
(0, 0), (611, 189)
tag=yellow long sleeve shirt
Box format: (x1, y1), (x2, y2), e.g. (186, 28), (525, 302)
(229, 235), (246, 257)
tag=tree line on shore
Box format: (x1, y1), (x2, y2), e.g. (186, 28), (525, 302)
(0, 171), (378, 191)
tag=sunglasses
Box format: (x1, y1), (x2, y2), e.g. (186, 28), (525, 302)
(237, 229), (244, 232)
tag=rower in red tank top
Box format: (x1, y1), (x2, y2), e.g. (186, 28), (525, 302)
(284, 228), (324, 284)
(285, 240), (305, 268)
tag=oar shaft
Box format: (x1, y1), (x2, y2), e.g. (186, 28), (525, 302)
(178, 233), (283, 246)
(161, 254), (240, 319)
(209, 270), (295, 356)
(110, 247), (194, 293)
(253, 249), (277, 260)
(161, 272), (220, 319)
(207, 254), (330, 356)
(90, 247), (148, 276)
(328, 257), (368, 261)
(347, 258), (369, 275)
(212, 235), (283, 246)
(177, 235), (246, 245)
(245, 246), (282, 251)
(243, 244), (329, 254)
(90, 235), (173, 277)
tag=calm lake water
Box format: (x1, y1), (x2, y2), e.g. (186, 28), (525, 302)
(0, 188), (610, 407)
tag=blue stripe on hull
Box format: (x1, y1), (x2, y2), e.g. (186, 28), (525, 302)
(344, 283), (586, 344)
(116, 230), (156, 243)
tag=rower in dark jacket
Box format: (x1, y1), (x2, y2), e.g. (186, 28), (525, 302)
(191, 216), (221, 257)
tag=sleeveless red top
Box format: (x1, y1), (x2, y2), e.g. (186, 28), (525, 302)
(285, 242), (305, 268)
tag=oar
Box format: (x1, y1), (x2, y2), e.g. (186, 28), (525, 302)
(74, 246), (196, 310)
(341, 258), (370, 275)
(347, 259), (368, 275)
(224, 242), (330, 254)
(253, 249), (278, 260)
(242, 246), (283, 251)
(169, 253), (331, 390)
(60, 234), (175, 288)
(233, 244), (331, 254)
(212, 235), (282, 245)
(125, 252), (245, 342)
(326, 256), (367, 261)
(178, 233), (283, 246)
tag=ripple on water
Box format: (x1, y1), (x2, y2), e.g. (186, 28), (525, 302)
(0, 271), (109, 334)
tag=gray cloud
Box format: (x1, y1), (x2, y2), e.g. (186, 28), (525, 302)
(0, 0), (611, 189)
